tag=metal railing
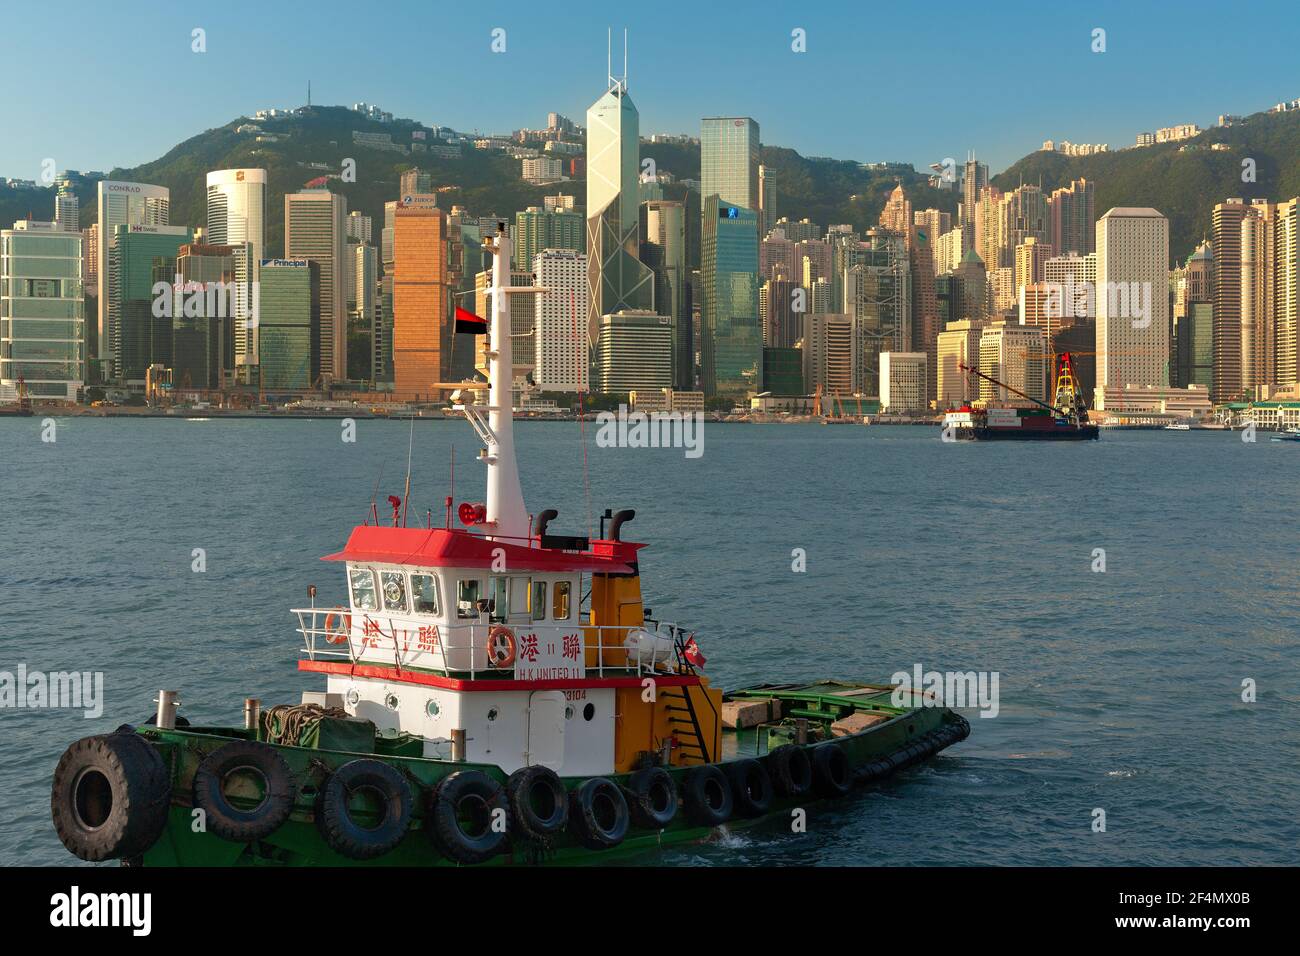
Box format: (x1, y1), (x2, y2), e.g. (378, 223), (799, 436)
(292, 607), (693, 681)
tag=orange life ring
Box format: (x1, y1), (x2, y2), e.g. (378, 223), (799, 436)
(324, 606), (352, 645)
(486, 625), (516, 668)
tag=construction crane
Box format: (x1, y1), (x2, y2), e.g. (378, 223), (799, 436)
(959, 353), (1088, 425)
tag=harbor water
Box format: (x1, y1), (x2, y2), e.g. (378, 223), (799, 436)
(2, 417), (1297, 865)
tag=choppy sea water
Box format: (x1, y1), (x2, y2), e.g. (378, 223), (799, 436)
(2, 417), (1297, 866)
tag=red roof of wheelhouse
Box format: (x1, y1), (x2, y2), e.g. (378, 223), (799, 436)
(323, 525), (642, 574)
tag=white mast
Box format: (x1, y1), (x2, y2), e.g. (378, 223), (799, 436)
(482, 225), (529, 542)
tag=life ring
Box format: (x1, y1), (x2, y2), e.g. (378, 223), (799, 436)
(568, 778), (630, 850)
(192, 740), (297, 842)
(725, 758), (773, 818)
(486, 625), (516, 668)
(50, 730), (171, 862)
(316, 758), (412, 860)
(428, 770), (509, 864)
(324, 607), (351, 645)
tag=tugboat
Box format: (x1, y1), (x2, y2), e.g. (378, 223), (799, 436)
(943, 353), (1099, 441)
(49, 227), (970, 867)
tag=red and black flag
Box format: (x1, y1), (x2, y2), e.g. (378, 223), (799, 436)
(455, 305), (487, 335)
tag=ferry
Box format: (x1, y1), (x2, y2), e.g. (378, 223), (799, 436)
(1163, 423), (1191, 431)
(49, 226), (969, 867)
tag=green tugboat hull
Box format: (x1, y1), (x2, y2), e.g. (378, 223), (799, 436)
(110, 681), (968, 867)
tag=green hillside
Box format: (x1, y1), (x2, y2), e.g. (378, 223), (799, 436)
(0, 106), (955, 272)
(994, 107), (1300, 262)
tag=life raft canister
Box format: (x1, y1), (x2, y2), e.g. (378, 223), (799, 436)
(324, 606), (351, 645)
(192, 740), (297, 842)
(50, 730), (172, 862)
(486, 625), (516, 668)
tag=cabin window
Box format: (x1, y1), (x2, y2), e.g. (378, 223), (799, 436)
(530, 580), (547, 621)
(488, 577), (510, 622)
(410, 574), (440, 615)
(349, 568), (378, 611)
(380, 571), (408, 612)
(457, 579), (482, 619)
(552, 581), (571, 621)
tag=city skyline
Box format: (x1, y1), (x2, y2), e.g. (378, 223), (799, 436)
(4, 1), (1300, 178)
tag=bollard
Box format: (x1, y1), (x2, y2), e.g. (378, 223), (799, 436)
(244, 698), (261, 733)
(155, 690), (180, 730)
(451, 728), (466, 762)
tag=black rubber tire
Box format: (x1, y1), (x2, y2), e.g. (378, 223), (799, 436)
(725, 758), (774, 818)
(51, 731), (172, 862)
(429, 770), (509, 864)
(767, 744), (813, 798)
(192, 740), (296, 843)
(623, 766), (678, 829)
(568, 778), (630, 850)
(682, 764), (733, 827)
(506, 765), (568, 839)
(315, 758), (412, 861)
(812, 743), (853, 798)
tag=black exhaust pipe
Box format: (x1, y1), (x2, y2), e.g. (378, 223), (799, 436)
(609, 509), (635, 541)
(536, 509), (558, 537)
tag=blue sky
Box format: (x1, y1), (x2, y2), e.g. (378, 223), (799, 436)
(3, 0), (1299, 179)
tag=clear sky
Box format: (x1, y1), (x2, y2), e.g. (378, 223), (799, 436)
(3, 0), (1299, 179)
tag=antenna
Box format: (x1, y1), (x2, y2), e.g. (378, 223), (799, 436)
(623, 28), (628, 89)
(401, 413), (414, 528)
(607, 28), (612, 89)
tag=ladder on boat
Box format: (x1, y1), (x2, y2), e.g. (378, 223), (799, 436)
(661, 684), (710, 764)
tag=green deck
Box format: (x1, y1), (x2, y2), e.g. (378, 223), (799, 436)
(133, 681), (966, 866)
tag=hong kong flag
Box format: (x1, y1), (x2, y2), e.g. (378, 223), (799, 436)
(455, 305), (487, 334)
(683, 635), (707, 668)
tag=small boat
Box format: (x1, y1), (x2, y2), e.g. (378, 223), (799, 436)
(1163, 423), (1190, 431)
(49, 225), (969, 868)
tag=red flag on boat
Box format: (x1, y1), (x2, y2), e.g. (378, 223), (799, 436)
(455, 305), (487, 334)
(683, 635), (706, 668)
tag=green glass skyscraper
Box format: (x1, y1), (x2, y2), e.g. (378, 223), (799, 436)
(701, 198), (762, 396)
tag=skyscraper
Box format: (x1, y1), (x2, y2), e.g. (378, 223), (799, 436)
(55, 175), (79, 233)
(1211, 198), (1250, 401)
(1, 221), (84, 402)
(640, 200), (690, 389)
(391, 201), (448, 400)
(206, 169), (266, 373)
(701, 117), (760, 210)
(961, 155), (989, 228)
(96, 181), (169, 378)
(701, 198), (761, 396)
(1096, 207), (1169, 403)
(259, 259), (319, 390)
(1241, 200), (1276, 394)
(586, 69), (654, 343)
(514, 205), (584, 270)
(534, 249), (589, 392)
(285, 190), (347, 382)
(110, 224), (191, 384)
(1048, 178), (1096, 256)
(1276, 199), (1300, 388)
